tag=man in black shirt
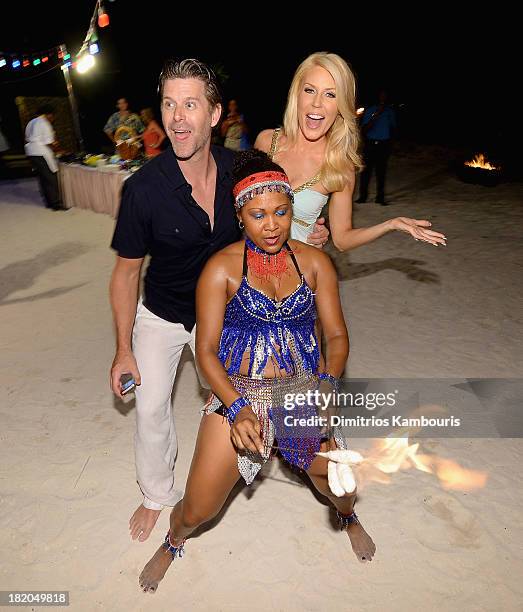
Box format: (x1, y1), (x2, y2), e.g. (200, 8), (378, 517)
(109, 59), (328, 542)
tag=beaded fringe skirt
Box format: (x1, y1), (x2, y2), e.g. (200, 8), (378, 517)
(202, 372), (347, 485)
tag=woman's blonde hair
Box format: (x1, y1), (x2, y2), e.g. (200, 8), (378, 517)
(282, 52), (362, 192)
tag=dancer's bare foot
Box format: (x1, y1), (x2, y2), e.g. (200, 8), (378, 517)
(346, 520), (376, 563)
(139, 543), (173, 593)
(129, 504), (161, 541)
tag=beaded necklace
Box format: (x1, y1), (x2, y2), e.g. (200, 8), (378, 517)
(245, 237), (289, 280)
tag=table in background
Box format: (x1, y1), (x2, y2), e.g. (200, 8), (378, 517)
(59, 163), (131, 218)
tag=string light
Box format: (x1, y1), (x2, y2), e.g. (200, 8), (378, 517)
(77, 54), (95, 73)
(97, 2), (110, 28)
(0, 0), (111, 74)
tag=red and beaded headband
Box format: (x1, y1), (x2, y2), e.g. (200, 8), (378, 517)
(233, 170), (294, 209)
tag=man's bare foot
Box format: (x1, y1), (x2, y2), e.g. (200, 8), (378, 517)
(129, 504), (161, 541)
(139, 543), (173, 593)
(346, 520), (376, 563)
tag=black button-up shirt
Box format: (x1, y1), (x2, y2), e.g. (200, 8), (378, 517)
(111, 145), (241, 331)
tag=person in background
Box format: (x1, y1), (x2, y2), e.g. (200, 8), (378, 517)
(139, 108), (167, 158)
(221, 99), (249, 151)
(104, 97), (144, 145)
(24, 104), (67, 211)
(356, 89), (397, 205)
(0, 115), (10, 179)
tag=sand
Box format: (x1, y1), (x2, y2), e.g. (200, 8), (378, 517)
(0, 150), (522, 611)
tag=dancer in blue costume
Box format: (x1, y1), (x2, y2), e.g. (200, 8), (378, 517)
(139, 150), (376, 594)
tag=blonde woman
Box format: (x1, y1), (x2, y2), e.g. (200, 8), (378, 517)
(255, 52), (446, 249)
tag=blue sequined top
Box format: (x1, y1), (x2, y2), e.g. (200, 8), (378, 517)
(218, 240), (319, 377)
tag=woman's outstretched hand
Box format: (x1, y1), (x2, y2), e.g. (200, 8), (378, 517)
(230, 406), (264, 455)
(390, 217), (447, 246)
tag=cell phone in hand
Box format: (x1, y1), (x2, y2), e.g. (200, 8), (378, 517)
(120, 372), (136, 395)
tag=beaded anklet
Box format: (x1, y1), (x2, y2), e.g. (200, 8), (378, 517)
(162, 531), (186, 560)
(336, 510), (359, 529)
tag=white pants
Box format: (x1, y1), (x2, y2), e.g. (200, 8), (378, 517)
(132, 299), (201, 510)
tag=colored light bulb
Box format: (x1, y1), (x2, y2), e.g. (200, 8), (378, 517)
(98, 11), (109, 27)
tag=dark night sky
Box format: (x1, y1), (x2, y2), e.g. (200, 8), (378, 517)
(0, 2), (517, 156)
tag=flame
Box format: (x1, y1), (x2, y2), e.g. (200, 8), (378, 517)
(431, 458), (488, 490)
(356, 107), (365, 116)
(353, 436), (487, 492)
(464, 153), (499, 171)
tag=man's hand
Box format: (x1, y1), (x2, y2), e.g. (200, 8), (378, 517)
(110, 350), (141, 398)
(307, 217), (330, 248)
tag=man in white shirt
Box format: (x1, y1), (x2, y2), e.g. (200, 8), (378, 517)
(24, 105), (67, 210)
(0, 115), (9, 179)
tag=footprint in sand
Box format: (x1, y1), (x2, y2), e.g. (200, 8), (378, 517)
(416, 493), (482, 552)
(289, 534), (326, 567)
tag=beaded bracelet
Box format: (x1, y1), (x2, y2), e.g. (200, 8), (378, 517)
(226, 396), (250, 426)
(318, 372), (340, 392)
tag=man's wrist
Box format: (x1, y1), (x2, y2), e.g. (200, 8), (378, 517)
(116, 345), (133, 357)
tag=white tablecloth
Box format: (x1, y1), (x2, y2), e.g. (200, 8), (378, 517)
(59, 163), (131, 218)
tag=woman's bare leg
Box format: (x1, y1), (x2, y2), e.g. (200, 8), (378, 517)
(139, 412), (240, 592)
(305, 441), (376, 563)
